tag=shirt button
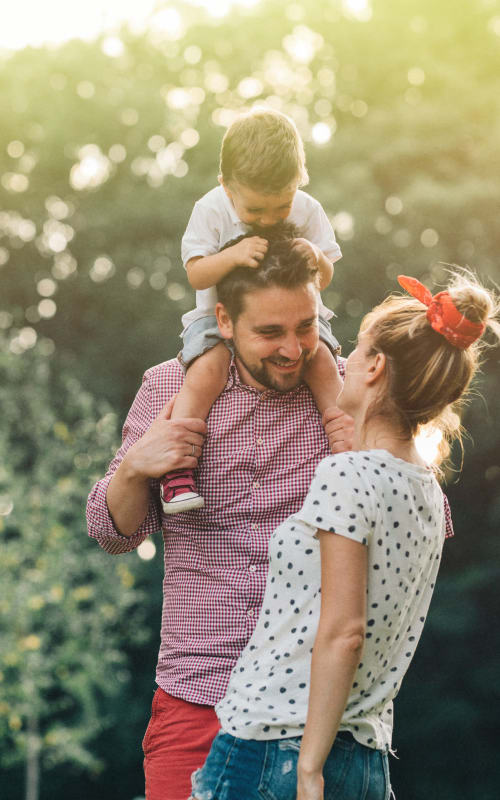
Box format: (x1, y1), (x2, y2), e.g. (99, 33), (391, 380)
(249, 564), (257, 572)
(253, 481), (260, 489)
(256, 437), (263, 445)
(247, 608), (254, 617)
(252, 522), (259, 530)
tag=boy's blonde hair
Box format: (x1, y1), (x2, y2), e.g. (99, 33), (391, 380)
(219, 108), (309, 194)
(361, 269), (500, 463)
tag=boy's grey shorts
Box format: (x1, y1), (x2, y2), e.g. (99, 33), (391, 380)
(178, 314), (341, 371)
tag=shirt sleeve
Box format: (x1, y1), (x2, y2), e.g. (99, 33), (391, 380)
(181, 201), (222, 267)
(295, 455), (375, 546)
(86, 373), (162, 555)
(300, 197), (342, 264)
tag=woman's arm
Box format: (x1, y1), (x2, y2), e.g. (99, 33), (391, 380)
(297, 532), (367, 800)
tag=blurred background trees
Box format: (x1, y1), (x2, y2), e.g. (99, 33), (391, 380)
(1, 0), (499, 797)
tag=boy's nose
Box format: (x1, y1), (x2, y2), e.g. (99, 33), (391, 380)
(259, 215), (277, 227)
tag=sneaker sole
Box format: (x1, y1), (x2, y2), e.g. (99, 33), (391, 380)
(161, 495), (205, 515)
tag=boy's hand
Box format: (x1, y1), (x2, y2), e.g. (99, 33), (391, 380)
(293, 237), (320, 267)
(229, 236), (268, 268)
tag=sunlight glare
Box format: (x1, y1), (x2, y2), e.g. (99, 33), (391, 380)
(342, 0), (372, 21)
(415, 427), (443, 465)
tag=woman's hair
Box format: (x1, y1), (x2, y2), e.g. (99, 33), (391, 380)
(361, 269), (500, 461)
(219, 107), (308, 193)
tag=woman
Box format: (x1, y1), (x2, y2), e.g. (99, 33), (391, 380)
(190, 271), (499, 800)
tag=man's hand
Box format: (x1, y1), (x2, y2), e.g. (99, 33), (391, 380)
(228, 236), (268, 269)
(297, 767), (324, 800)
(322, 406), (354, 454)
(122, 398), (207, 480)
(293, 237), (320, 267)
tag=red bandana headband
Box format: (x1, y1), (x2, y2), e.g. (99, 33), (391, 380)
(397, 275), (486, 350)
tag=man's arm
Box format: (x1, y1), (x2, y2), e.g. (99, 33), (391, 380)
(86, 371), (206, 553)
(106, 400), (206, 537)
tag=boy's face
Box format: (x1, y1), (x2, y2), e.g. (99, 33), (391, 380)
(222, 179), (297, 227)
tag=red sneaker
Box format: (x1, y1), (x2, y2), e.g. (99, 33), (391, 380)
(160, 469), (204, 515)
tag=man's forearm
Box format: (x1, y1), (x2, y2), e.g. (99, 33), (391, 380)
(106, 459), (152, 537)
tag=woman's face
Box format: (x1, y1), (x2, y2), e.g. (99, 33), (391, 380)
(337, 327), (376, 417)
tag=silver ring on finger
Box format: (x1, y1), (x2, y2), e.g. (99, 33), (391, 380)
(191, 444), (195, 457)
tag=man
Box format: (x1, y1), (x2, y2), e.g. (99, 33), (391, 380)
(87, 234), (348, 798)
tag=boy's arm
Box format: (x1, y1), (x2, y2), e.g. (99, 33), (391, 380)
(186, 236), (268, 289)
(293, 238), (334, 290)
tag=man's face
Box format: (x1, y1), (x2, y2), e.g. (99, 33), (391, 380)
(217, 283), (320, 393)
(222, 180), (297, 227)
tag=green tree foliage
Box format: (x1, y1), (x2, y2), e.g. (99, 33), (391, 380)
(1, 1), (499, 797)
(0, 336), (161, 798)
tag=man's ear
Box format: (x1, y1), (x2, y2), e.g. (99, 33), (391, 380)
(215, 302), (234, 340)
(366, 352), (386, 385)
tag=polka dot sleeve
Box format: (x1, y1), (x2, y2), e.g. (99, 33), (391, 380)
(295, 454), (377, 546)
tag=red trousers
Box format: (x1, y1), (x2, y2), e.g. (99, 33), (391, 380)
(142, 687), (220, 800)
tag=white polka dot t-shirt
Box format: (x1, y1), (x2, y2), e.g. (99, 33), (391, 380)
(215, 450), (445, 750)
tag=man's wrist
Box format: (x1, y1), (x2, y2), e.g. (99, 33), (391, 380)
(119, 450), (149, 484)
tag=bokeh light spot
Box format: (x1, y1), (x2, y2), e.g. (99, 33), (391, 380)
(109, 144), (127, 163)
(138, 540), (156, 560)
(38, 299), (57, 318)
(332, 211), (354, 241)
(420, 228), (439, 248)
(408, 67), (425, 86)
(7, 140), (24, 158)
(101, 36), (125, 57)
(311, 121), (332, 145)
(37, 278), (57, 297)
(90, 256), (115, 282)
(77, 81), (96, 99)
(385, 196), (403, 215)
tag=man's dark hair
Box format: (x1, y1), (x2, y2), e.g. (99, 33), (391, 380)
(216, 222), (319, 321)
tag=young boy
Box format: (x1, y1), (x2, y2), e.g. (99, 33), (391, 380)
(161, 108), (343, 513)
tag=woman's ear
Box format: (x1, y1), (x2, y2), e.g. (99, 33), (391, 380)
(366, 352), (386, 385)
(215, 302), (234, 340)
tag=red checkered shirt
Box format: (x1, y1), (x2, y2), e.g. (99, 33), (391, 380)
(86, 357), (453, 706)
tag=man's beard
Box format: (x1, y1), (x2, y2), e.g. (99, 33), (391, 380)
(233, 344), (311, 392)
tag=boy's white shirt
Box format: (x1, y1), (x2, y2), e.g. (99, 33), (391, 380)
(180, 186), (342, 330)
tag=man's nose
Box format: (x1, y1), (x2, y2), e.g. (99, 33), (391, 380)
(279, 334), (302, 361)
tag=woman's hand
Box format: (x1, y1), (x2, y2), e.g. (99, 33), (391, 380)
(297, 766), (324, 800)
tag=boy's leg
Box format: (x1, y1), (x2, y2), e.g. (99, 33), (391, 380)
(160, 341), (231, 514)
(171, 341), (231, 420)
(304, 339), (343, 418)
(143, 689), (220, 800)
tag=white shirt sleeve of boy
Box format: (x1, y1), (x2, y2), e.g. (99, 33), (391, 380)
(295, 454), (376, 546)
(296, 193), (342, 264)
(181, 201), (222, 267)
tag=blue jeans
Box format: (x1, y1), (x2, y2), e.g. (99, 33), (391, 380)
(191, 730), (390, 800)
